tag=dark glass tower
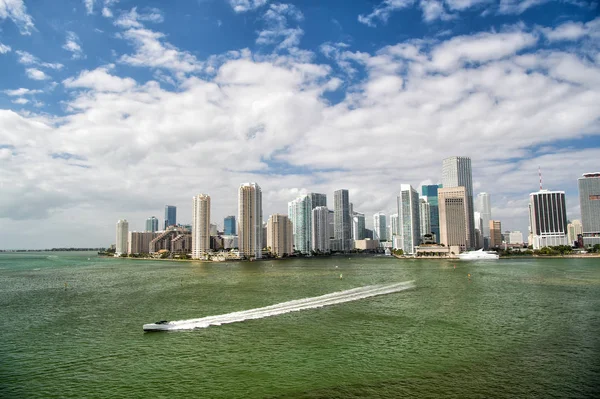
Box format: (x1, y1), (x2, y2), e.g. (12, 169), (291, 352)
(164, 205), (177, 229)
(421, 184), (441, 243)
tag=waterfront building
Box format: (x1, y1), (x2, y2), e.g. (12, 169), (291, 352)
(238, 182), (263, 259)
(438, 187), (469, 250)
(210, 223), (218, 236)
(288, 195), (312, 254)
(116, 219), (128, 256)
(489, 220), (502, 248)
(224, 216), (236, 236)
(421, 185), (441, 243)
(578, 173), (600, 247)
(475, 193), (492, 241)
(192, 194), (211, 259)
(390, 213), (399, 238)
(267, 214), (293, 257)
(149, 226), (191, 254)
(128, 231), (158, 254)
(222, 235), (239, 250)
(312, 206), (330, 253)
(334, 189), (352, 251)
(164, 205), (177, 229)
(352, 211), (366, 240)
(567, 220), (583, 246)
(508, 231), (524, 245)
(398, 184), (421, 255)
(373, 212), (387, 242)
(327, 209), (334, 239)
(309, 193), (327, 209)
(355, 239), (379, 250)
(145, 216), (159, 233)
(364, 228), (373, 239)
(528, 189), (568, 249)
(442, 157), (475, 248)
(474, 212), (483, 249)
(419, 199), (431, 241)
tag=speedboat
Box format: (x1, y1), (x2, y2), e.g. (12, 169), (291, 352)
(458, 248), (499, 260)
(143, 320), (172, 332)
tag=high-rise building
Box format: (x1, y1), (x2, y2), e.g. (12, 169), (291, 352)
(238, 183), (263, 259)
(578, 173), (600, 247)
(312, 206), (330, 253)
(419, 199), (430, 240)
(489, 220), (502, 248)
(334, 189), (352, 251)
(475, 192), (491, 239)
(116, 219), (129, 256)
(438, 187), (469, 250)
(267, 214), (293, 257)
(309, 193), (327, 209)
(442, 156), (475, 248)
(145, 216), (159, 233)
(474, 211), (483, 249)
(398, 184), (421, 254)
(528, 189), (568, 249)
(508, 231), (524, 245)
(224, 216), (236, 236)
(164, 205), (177, 229)
(327, 209), (334, 239)
(567, 220), (583, 246)
(373, 212), (387, 242)
(421, 185), (441, 243)
(128, 231), (158, 254)
(390, 213), (399, 238)
(192, 194), (211, 259)
(288, 195), (312, 254)
(352, 211), (366, 240)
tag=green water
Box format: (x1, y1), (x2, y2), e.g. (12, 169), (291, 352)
(1, 252), (599, 398)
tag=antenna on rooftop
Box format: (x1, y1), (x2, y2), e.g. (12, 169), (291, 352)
(539, 166), (543, 190)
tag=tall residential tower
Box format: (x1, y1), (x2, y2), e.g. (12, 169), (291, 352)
(192, 194), (211, 259)
(334, 189), (352, 251)
(238, 183), (263, 259)
(442, 156), (475, 248)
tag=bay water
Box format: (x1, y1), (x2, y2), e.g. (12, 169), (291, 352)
(1, 252), (599, 398)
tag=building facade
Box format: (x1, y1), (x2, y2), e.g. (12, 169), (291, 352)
(528, 189), (568, 249)
(192, 194), (211, 259)
(352, 211), (366, 241)
(145, 216), (159, 233)
(438, 187), (469, 250)
(489, 220), (502, 248)
(578, 173), (600, 247)
(116, 219), (129, 256)
(309, 193), (327, 209)
(567, 220), (583, 246)
(475, 192), (492, 240)
(238, 182), (263, 259)
(390, 213), (399, 240)
(398, 184), (421, 255)
(128, 231), (158, 254)
(164, 205), (177, 229)
(288, 195), (312, 254)
(442, 156), (475, 249)
(334, 189), (352, 251)
(373, 212), (387, 242)
(508, 231), (524, 245)
(421, 185), (441, 243)
(267, 214), (293, 257)
(312, 206), (330, 253)
(419, 199), (431, 240)
(224, 215), (236, 236)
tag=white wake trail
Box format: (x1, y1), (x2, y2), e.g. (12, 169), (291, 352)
(144, 281), (415, 332)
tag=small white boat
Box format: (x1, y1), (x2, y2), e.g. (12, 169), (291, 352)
(143, 320), (172, 332)
(458, 249), (499, 260)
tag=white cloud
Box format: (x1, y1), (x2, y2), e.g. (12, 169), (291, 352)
(0, 42), (10, 53)
(84, 0), (94, 14)
(15, 50), (63, 69)
(420, 0), (454, 22)
(358, 0), (414, 27)
(63, 31), (85, 59)
(25, 68), (49, 80)
(228, 0), (269, 13)
(3, 87), (42, 96)
(497, 0), (549, 14)
(114, 7), (164, 28)
(540, 17), (600, 41)
(0, 0), (35, 34)
(256, 3), (304, 50)
(12, 97), (28, 104)
(63, 65), (137, 92)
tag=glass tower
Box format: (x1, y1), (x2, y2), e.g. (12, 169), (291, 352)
(421, 184), (441, 243)
(224, 215), (236, 236)
(164, 205), (177, 229)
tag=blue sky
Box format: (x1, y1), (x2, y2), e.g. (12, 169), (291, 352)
(0, 0), (599, 248)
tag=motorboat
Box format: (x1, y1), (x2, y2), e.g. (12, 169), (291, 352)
(458, 248), (499, 260)
(143, 320), (172, 332)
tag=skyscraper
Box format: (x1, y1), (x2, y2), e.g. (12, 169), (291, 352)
(475, 192), (491, 241)
(312, 206), (330, 253)
(489, 220), (502, 248)
(390, 213), (399, 237)
(224, 215), (236, 236)
(578, 173), (600, 247)
(267, 214), (293, 257)
(352, 211), (366, 240)
(238, 183), (263, 259)
(442, 156), (475, 248)
(145, 216), (159, 233)
(164, 205), (177, 229)
(438, 187), (469, 250)
(419, 199), (430, 240)
(334, 189), (352, 251)
(373, 212), (387, 242)
(288, 194), (312, 254)
(528, 189), (568, 249)
(567, 220), (583, 246)
(309, 193), (327, 209)
(192, 194), (211, 259)
(115, 219), (129, 256)
(421, 185), (441, 243)
(398, 184), (421, 254)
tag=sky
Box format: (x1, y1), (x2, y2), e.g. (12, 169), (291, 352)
(0, 0), (599, 249)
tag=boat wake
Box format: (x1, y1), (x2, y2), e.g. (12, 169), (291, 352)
(143, 281), (415, 332)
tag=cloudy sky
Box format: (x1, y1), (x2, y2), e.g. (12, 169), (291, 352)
(0, 0), (599, 249)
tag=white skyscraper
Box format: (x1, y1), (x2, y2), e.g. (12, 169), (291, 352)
(442, 156), (475, 249)
(578, 173), (600, 247)
(115, 219), (129, 256)
(398, 184), (421, 254)
(419, 199), (430, 239)
(352, 211), (365, 240)
(373, 212), (387, 241)
(390, 213), (399, 238)
(528, 189), (568, 249)
(238, 182), (263, 259)
(475, 192), (491, 239)
(288, 194), (312, 254)
(312, 206), (330, 253)
(192, 194), (211, 259)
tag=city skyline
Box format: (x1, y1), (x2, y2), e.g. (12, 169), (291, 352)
(1, 1), (599, 249)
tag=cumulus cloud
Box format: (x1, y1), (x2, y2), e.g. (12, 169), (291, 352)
(63, 65), (136, 92)
(228, 0), (269, 13)
(3, 87), (42, 96)
(0, 0), (35, 34)
(256, 3), (304, 49)
(25, 68), (49, 80)
(63, 31), (85, 59)
(114, 7), (164, 28)
(0, 42), (10, 53)
(540, 17), (600, 41)
(358, 0), (414, 27)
